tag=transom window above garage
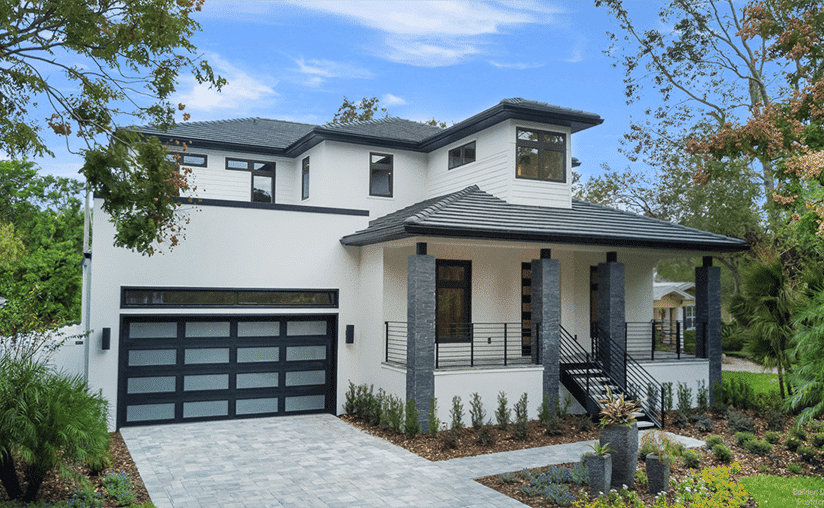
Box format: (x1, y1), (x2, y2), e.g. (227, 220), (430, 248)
(121, 287), (338, 308)
(516, 128), (566, 183)
(226, 158), (275, 203)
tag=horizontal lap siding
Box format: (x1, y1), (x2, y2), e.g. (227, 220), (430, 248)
(510, 180), (572, 208)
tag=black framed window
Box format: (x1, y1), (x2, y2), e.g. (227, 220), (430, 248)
(516, 128), (566, 182)
(122, 287), (339, 308)
(166, 152), (208, 168)
(369, 153), (393, 197)
(448, 141), (476, 169)
(226, 158), (275, 203)
(302, 157), (310, 200)
(436, 260), (472, 343)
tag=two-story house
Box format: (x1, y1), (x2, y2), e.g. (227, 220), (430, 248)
(83, 98), (747, 430)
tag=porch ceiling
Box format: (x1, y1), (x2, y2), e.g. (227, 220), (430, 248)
(340, 186), (749, 253)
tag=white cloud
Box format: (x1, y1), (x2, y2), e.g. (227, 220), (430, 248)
(292, 57), (373, 86)
(175, 53), (277, 115)
(489, 61), (544, 70)
(382, 94), (406, 106)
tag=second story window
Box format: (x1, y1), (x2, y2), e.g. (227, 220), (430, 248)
(516, 128), (566, 183)
(302, 157), (310, 200)
(448, 141), (476, 169)
(369, 153), (393, 197)
(226, 158), (275, 203)
(167, 152), (208, 168)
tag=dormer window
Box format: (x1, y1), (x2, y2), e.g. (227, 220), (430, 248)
(448, 141), (476, 169)
(516, 128), (565, 183)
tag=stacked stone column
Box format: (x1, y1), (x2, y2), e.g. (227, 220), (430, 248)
(531, 249), (561, 402)
(597, 254), (626, 388)
(406, 244), (435, 432)
(695, 256), (722, 402)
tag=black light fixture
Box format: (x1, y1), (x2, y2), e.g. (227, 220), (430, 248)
(101, 327), (111, 350)
(345, 324), (355, 344)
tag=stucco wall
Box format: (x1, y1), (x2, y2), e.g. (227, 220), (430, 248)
(641, 360), (710, 408)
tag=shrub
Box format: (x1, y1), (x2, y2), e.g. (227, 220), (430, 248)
(765, 431), (781, 444)
(786, 436), (802, 452)
(812, 433), (824, 448)
(512, 393), (529, 440)
(573, 414), (594, 432)
(742, 439), (772, 455)
(404, 399), (420, 438)
(388, 395), (404, 433)
(65, 482), (104, 508)
(694, 413), (714, 433)
(495, 391), (510, 430)
(764, 408), (787, 431)
(788, 463), (802, 474)
(344, 381), (357, 414)
(683, 329), (696, 354)
(469, 393), (485, 430)
(696, 380), (709, 412)
(478, 422), (495, 446)
(365, 388), (383, 426)
(797, 445), (818, 462)
(726, 408), (755, 433)
(442, 425), (459, 449)
(662, 382), (674, 412)
(721, 322), (745, 351)
(428, 398), (439, 438)
(717, 377), (756, 410)
(635, 469), (648, 489)
(539, 394), (562, 435)
(735, 432), (755, 446)
(677, 381), (693, 414)
(790, 426), (807, 442)
(705, 434), (724, 450)
(102, 471), (136, 507)
(713, 444), (733, 463)
(0, 357), (110, 502)
(681, 449), (701, 468)
(450, 396), (464, 430)
(499, 472), (518, 484)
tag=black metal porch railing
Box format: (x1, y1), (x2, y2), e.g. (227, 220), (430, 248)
(626, 321), (698, 361)
(591, 325), (664, 428)
(384, 322), (536, 369)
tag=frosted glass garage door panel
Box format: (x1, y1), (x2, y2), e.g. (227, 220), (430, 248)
(237, 321), (279, 337)
(236, 398), (278, 415)
(237, 347), (279, 363)
(185, 321), (230, 338)
(285, 370), (325, 387)
(285, 395), (325, 412)
(184, 374), (229, 391)
(183, 400), (228, 418)
(237, 372), (278, 389)
(127, 376), (176, 394)
(128, 350), (177, 367)
(126, 403), (175, 422)
(129, 322), (177, 339)
(286, 321), (326, 336)
(286, 346), (326, 362)
(184, 348), (229, 364)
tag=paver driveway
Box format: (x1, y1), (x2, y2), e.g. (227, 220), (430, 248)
(121, 414), (528, 508)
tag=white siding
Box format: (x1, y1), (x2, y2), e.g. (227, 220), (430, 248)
(510, 120), (573, 208)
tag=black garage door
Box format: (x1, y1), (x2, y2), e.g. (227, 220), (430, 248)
(118, 315), (336, 427)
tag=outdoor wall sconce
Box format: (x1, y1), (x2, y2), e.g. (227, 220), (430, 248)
(101, 327), (111, 350)
(346, 324), (355, 344)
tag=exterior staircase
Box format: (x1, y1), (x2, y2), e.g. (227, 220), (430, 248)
(559, 325), (663, 429)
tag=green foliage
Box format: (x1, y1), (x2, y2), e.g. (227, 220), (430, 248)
(705, 435), (724, 450)
(469, 392), (485, 430)
(332, 97), (387, 124)
(722, 323), (746, 352)
(790, 426), (807, 442)
(101, 471), (135, 507)
(449, 396), (464, 430)
(499, 472), (518, 484)
(442, 426), (459, 450)
(64, 481), (104, 508)
(539, 395), (563, 436)
(512, 393), (529, 441)
(680, 449), (701, 469)
(495, 391), (510, 430)
(765, 431), (781, 444)
(676, 382), (693, 414)
(696, 380), (709, 412)
(428, 398), (439, 438)
(743, 438), (773, 456)
(727, 409), (755, 434)
(0, 357), (110, 502)
(671, 463), (749, 508)
(573, 414), (594, 433)
(404, 399), (420, 438)
(735, 431), (755, 447)
(717, 377), (757, 410)
(786, 436), (802, 452)
(797, 445), (818, 462)
(478, 422), (495, 446)
(713, 444), (733, 464)
(788, 463), (802, 474)
(387, 395), (404, 434)
(788, 285), (824, 426)
(344, 381), (357, 414)
(662, 382), (674, 413)
(812, 433), (824, 448)
(634, 469), (648, 490)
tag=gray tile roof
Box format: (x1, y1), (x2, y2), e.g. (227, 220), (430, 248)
(318, 117), (443, 142)
(340, 186), (749, 252)
(135, 118), (316, 150)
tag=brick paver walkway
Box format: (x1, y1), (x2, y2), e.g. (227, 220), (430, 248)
(121, 414), (703, 508)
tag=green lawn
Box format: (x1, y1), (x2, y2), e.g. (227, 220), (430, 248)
(723, 370), (780, 397)
(740, 475), (824, 507)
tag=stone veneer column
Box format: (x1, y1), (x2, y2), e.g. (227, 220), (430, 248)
(531, 250), (560, 402)
(406, 246), (436, 432)
(695, 256), (722, 402)
(598, 254), (626, 388)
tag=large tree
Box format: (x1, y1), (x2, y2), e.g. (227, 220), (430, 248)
(0, 0), (224, 255)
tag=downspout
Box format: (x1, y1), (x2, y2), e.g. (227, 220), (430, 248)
(81, 186), (91, 382)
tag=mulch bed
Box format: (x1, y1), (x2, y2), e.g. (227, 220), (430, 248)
(344, 408), (824, 507)
(0, 432), (151, 507)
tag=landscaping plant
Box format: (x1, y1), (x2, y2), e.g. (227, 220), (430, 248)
(428, 397), (439, 438)
(676, 381), (692, 415)
(450, 395), (464, 430)
(513, 393), (529, 441)
(662, 382), (673, 413)
(539, 394), (563, 435)
(469, 392), (486, 430)
(495, 391), (510, 430)
(404, 399), (420, 438)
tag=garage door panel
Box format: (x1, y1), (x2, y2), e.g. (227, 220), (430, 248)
(119, 315), (336, 427)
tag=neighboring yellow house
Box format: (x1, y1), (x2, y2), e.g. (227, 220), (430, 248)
(653, 282), (695, 330)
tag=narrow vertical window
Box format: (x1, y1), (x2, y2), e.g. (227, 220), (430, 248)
(301, 157), (310, 200)
(369, 153), (393, 197)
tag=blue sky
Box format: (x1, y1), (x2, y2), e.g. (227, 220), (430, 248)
(32, 1), (662, 183)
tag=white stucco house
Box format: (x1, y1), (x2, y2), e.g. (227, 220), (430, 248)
(81, 98), (747, 430)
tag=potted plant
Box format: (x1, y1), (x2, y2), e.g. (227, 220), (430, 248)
(641, 430), (672, 495)
(599, 386), (641, 489)
(585, 442), (614, 497)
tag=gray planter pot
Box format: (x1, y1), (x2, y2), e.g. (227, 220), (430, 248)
(600, 421), (639, 489)
(646, 454), (670, 495)
(585, 453), (612, 498)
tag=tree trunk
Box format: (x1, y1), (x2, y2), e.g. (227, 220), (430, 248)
(0, 452), (22, 500)
(22, 462), (50, 503)
(777, 364), (786, 399)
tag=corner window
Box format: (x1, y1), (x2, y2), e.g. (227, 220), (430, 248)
(516, 128), (566, 182)
(448, 141), (476, 169)
(302, 157), (310, 200)
(166, 152), (208, 168)
(226, 158), (275, 203)
(369, 153), (393, 197)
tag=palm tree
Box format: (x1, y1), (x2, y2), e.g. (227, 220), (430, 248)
(729, 259), (796, 399)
